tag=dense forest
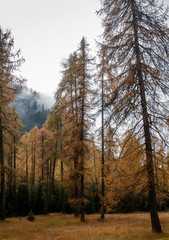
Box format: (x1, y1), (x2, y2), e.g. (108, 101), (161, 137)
(15, 86), (50, 131)
(0, 0), (169, 234)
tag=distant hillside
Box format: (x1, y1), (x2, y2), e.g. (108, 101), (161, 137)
(15, 86), (53, 132)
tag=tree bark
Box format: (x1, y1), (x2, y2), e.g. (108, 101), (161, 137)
(31, 143), (36, 185)
(79, 38), (86, 222)
(101, 66), (105, 219)
(74, 75), (79, 217)
(13, 137), (17, 215)
(26, 146), (28, 184)
(80, 87), (85, 221)
(41, 132), (45, 181)
(74, 155), (79, 217)
(0, 108), (5, 220)
(61, 160), (64, 212)
(79, 101), (85, 221)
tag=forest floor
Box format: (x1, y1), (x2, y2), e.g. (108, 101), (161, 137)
(0, 212), (169, 240)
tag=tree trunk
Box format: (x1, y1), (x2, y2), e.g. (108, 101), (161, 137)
(50, 155), (56, 198)
(80, 77), (85, 222)
(13, 137), (17, 215)
(79, 97), (85, 222)
(0, 108), (5, 220)
(73, 76), (79, 217)
(26, 146), (28, 184)
(131, 0), (162, 232)
(44, 158), (50, 213)
(76, 39), (86, 222)
(74, 156), (79, 217)
(139, 76), (162, 232)
(45, 157), (54, 213)
(101, 67), (105, 219)
(92, 138), (97, 182)
(7, 152), (12, 202)
(61, 160), (64, 212)
(41, 134), (44, 181)
(80, 159), (85, 222)
(31, 143), (36, 185)
(51, 155), (56, 190)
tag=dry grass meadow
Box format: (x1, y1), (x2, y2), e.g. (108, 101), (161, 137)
(0, 212), (169, 240)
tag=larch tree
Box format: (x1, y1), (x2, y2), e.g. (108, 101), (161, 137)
(96, 45), (115, 219)
(37, 128), (48, 181)
(77, 37), (94, 221)
(5, 107), (23, 215)
(153, 143), (169, 209)
(45, 104), (62, 213)
(54, 65), (73, 212)
(96, 46), (107, 219)
(28, 126), (39, 185)
(57, 52), (82, 216)
(98, 0), (169, 233)
(19, 132), (29, 183)
(56, 40), (94, 221)
(69, 52), (81, 217)
(0, 27), (24, 220)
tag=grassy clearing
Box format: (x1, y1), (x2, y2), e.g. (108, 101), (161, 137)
(0, 212), (169, 240)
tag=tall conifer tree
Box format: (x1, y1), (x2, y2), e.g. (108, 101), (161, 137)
(77, 37), (94, 221)
(98, 0), (169, 232)
(56, 37), (94, 221)
(97, 46), (107, 219)
(0, 27), (24, 220)
(56, 52), (81, 215)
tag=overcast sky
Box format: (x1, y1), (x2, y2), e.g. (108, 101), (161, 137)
(0, 0), (168, 102)
(0, 0), (101, 100)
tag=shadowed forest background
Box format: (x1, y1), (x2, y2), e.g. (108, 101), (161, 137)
(0, 0), (169, 235)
